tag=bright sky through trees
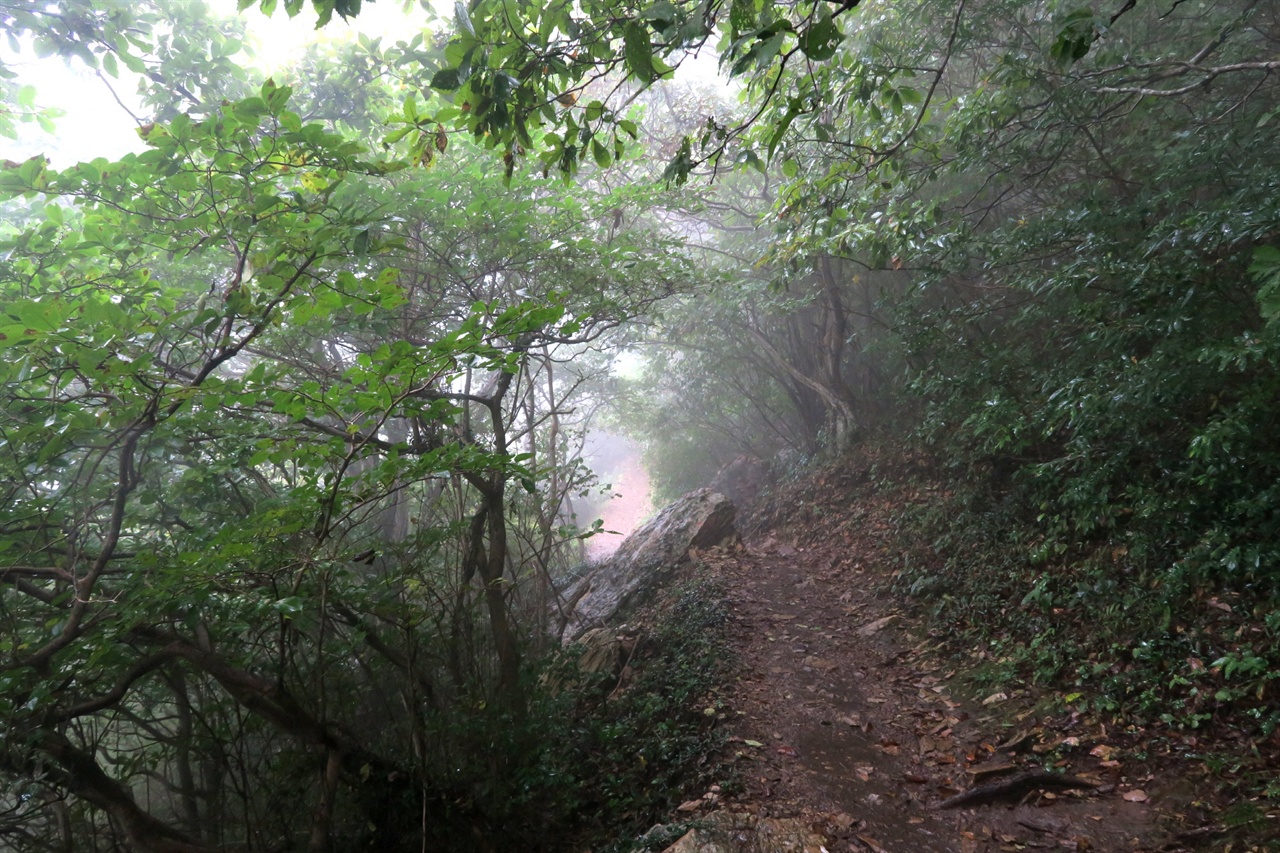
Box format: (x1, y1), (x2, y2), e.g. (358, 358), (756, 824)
(1, 0), (424, 165)
(1, 0), (721, 167)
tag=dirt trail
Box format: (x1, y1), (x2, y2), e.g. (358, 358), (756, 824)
(697, 484), (1174, 853)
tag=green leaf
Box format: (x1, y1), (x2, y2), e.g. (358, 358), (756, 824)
(729, 0), (755, 38)
(273, 596), (305, 615)
(767, 99), (802, 160)
(431, 66), (467, 90)
(118, 49), (146, 74)
(1050, 7), (1097, 67)
(623, 21), (658, 85)
(1249, 245), (1280, 323)
(797, 16), (841, 61)
(591, 138), (612, 168)
(639, 1), (679, 32)
(454, 1), (476, 38)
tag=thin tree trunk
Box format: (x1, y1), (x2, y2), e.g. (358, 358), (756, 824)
(306, 748), (343, 853)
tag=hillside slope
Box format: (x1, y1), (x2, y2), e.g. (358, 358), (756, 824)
(656, 452), (1276, 852)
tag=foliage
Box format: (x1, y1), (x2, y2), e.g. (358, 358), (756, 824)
(415, 577), (730, 852)
(0, 36), (699, 844)
(6, 0), (1280, 844)
(254, 0), (899, 180)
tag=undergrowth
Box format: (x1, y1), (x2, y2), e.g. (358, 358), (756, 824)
(882, 455), (1280, 842)
(891, 479), (1280, 740)
(414, 577), (731, 852)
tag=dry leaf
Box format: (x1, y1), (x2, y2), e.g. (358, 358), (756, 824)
(858, 615), (899, 636)
(876, 739), (901, 756)
(1121, 789), (1149, 803)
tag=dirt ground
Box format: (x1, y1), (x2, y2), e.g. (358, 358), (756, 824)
(679, 468), (1245, 853)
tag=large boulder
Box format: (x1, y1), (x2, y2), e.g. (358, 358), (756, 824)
(561, 489), (736, 641)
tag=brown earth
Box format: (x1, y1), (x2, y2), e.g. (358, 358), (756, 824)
(669, 459), (1258, 853)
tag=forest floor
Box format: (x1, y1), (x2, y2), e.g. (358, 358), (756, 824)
(676, 458), (1262, 853)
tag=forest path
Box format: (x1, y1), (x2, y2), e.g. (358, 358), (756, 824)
(698, 483), (1174, 853)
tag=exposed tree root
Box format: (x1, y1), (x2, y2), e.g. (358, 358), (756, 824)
(936, 769), (1098, 810)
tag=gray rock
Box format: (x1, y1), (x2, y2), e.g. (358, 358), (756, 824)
(659, 812), (827, 853)
(709, 454), (768, 511)
(561, 489), (736, 641)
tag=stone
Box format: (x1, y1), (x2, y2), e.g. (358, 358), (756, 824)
(574, 627), (636, 676)
(657, 812), (827, 853)
(561, 489), (736, 641)
(709, 455), (767, 511)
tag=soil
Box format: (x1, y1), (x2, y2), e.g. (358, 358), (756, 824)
(673, 460), (1246, 853)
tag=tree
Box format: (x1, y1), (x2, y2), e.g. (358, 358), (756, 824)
(0, 41), (696, 843)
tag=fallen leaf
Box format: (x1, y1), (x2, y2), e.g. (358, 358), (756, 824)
(1089, 744), (1117, 760)
(857, 834), (890, 853)
(676, 798), (702, 812)
(1121, 789), (1149, 803)
(982, 692), (1009, 706)
(858, 615), (899, 636)
(744, 739), (764, 748)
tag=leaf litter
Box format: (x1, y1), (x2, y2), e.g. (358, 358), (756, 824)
(684, 456), (1207, 852)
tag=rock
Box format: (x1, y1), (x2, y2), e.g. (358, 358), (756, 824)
(709, 455), (767, 511)
(658, 812), (827, 853)
(561, 489), (736, 641)
(574, 627), (636, 676)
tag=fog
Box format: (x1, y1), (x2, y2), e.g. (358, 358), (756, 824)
(578, 430), (654, 560)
